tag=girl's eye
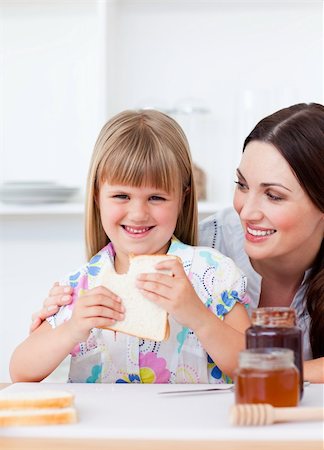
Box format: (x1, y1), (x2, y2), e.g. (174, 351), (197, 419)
(112, 194), (129, 200)
(150, 195), (166, 201)
(234, 180), (248, 190)
(266, 191), (283, 201)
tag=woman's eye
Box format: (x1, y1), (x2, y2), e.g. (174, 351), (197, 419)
(234, 180), (247, 190)
(266, 192), (283, 201)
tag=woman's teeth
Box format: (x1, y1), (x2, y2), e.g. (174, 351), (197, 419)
(124, 226), (151, 234)
(247, 227), (276, 237)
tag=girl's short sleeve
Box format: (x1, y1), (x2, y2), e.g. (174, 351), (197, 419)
(206, 251), (250, 319)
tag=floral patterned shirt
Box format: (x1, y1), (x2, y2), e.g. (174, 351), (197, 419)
(48, 237), (249, 384)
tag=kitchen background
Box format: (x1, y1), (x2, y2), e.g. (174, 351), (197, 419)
(0, 0), (323, 382)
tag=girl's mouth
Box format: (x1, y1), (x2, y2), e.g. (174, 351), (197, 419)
(122, 225), (154, 235)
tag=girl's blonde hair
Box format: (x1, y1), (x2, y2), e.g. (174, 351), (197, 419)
(85, 109), (198, 259)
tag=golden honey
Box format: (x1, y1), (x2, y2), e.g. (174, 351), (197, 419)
(235, 348), (299, 407)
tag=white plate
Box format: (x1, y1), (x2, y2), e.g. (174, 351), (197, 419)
(0, 182), (79, 204)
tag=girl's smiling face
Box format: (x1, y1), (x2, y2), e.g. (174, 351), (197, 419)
(98, 183), (182, 272)
(233, 141), (324, 265)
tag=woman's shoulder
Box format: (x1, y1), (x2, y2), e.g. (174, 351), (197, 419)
(199, 206), (241, 237)
(198, 207), (243, 254)
(170, 237), (243, 275)
(193, 245), (245, 278)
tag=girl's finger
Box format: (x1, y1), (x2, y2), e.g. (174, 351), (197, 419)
(90, 317), (120, 329)
(78, 305), (125, 321)
(136, 271), (175, 287)
(89, 285), (122, 303)
(80, 291), (124, 312)
(137, 289), (166, 309)
(154, 259), (184, 277)
(136, 279), (171, 300)
(86, 297), (125, 315)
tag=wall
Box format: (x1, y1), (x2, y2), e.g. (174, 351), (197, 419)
(110, 0), (323, 202)
(0, 1), (105, 189)
(1, 1), (322, 202)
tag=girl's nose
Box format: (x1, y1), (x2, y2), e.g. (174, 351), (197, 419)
(128, 201), (149, 221)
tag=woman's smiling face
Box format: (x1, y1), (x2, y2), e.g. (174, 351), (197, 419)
(233, 140), (324, 265)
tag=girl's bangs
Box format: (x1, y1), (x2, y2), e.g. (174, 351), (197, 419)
(99, 144), (180, 193)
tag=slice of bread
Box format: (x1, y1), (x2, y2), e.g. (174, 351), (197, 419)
(96, 254), (177, 341)
(0, 390), (74, 410)
(0, 407), (77, 426)
(0, 390), (77, 427)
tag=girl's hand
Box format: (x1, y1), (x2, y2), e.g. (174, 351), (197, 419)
(65, 286), (125, 343)
(30, 282), (73, 333)
(136, 258), (208, 332)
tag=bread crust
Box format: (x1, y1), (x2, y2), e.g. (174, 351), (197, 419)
(0, 407), (77, 426)
(0, 390), (74, 410)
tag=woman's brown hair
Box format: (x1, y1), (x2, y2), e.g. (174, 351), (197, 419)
(244, 103), (324, 358)
(85, 109), (198, 260)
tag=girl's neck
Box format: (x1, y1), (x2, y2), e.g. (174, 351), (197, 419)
(114, 254), (130, 274)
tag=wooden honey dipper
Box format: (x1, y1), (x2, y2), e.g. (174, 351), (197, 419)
(230, 404), (324, 426)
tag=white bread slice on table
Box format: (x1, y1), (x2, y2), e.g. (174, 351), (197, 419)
(0, 390), (76, 427)
(0, 407), (77, 426)
(0, 390), (74, 410)
(96, 254), (177, 341)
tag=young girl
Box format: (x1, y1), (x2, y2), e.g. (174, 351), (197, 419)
(10, 110), (250, 384)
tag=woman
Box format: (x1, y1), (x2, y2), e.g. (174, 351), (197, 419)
(31, 103), (324, 382)
(200, 103), (324, 382)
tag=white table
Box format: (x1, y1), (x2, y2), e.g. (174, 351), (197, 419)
(0, 382), (323, 450)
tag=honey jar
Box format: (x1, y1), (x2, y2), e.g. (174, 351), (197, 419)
(245, 307), (303, 398)
(235, 348), (300, 407)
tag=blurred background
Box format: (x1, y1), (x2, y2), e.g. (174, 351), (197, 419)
(0, 0), (323, 381)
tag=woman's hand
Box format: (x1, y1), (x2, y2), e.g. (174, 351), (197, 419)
(30, 282), (73, 333)
(304, 357), (324, 383)
(64, 286), (125, 343)
(135, 258), (209, 332)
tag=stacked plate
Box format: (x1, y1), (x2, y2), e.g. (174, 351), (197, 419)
(0, 181), (79, 204)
